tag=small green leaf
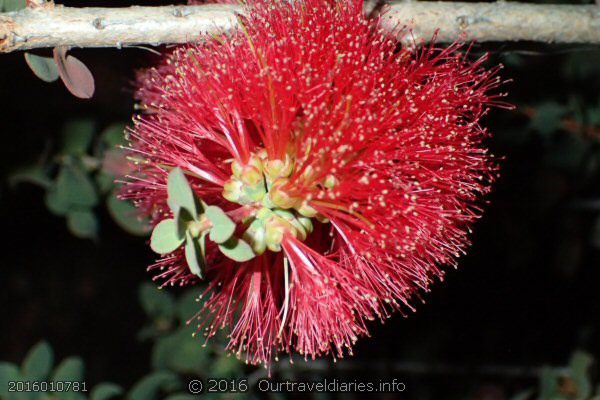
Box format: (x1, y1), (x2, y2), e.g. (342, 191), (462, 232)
(106, 195), (151, 236)
(128, 371), (181, 400)
(184, 232), (205, 279)
(530, 102), (567, 135)
(53, 164), (99, 208)
(61, 119), (95, 155)
(167, 168), (197, 216)
(569, 351), (593, 399)
(3, 0), (25, 11)
(212, 353), (244, 377)
(24, 53), (59, 82)
(176, 289), (202, 322)
(67, 210), (98, 239)
(100, 123), (127, 147)
(243, 218), (267, 254)
(22, 341), (53, 381)
(205, 205), (235, 244)
(52, 357), (84, 382)
(218, 237), (255, 262)
(151, 327), (209, 374)
(150, 219), (184, 254)
(96, 172), (115, 194)
(9, 164), (52, 189)
(164, 395), (197, 400)
(138, 283), (175, 320)
(539, 367), (560, 399)
(0, 362), (20, 397)
(91, 383), (123, 400)
(45, 187), (70, 216)
(175, 206), (194, 239)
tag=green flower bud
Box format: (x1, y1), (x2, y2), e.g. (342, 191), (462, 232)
(297, 201), (318, 218)
(222, 178), (243, 203)
(243, 219), (267, 255)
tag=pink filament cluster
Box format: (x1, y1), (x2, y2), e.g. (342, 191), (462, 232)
(123, 0), (508, 366)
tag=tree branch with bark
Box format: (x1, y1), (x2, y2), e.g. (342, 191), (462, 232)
(0, 1), (599, 53)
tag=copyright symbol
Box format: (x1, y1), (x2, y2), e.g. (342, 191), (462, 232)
(188, 379), (203, 394)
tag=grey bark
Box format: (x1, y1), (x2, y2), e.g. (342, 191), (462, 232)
(1, 2), (599, 53)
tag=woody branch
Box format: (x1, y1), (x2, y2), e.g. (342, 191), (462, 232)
(0, 1), (599, 53)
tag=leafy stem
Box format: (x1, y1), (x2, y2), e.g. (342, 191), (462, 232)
(150, 168), (255, 279)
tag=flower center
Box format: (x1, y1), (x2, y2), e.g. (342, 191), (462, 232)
(222, 149), (333, 254)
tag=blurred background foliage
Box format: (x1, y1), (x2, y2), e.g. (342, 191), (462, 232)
(1, 0), (600, 399)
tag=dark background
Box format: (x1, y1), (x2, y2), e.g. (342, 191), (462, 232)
(1, 1), (599, 399)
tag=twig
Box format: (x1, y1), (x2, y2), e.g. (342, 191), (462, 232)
(1, 2), (599, 53)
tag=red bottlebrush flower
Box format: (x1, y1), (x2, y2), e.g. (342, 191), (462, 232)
(123, 0), (508, 366)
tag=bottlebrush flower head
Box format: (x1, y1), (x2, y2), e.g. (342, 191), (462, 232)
(122, 0), (509, 366)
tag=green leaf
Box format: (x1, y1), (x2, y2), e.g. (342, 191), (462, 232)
(53, 164), (99, 208)
(530, 102), (567, 135)
(2, 0), (25, 11)
(61, 119), (95, 155)
(139, 282), (175, 320)
(176, 289), (202, 322)
(184, 232), (206, 279)
(164, 395), (197, 400)
(52, 357), (84, 383)
(175, 206), (194, 239)
(22, 341), (53, 381)
(0, 362), (20, 398)
(151, 326), (209, 374)
(24, 53), (59, 83)
(212, 353), (244, 377)
(167, 168), (198, 217)
(67, 210), (98, 239)
(569, 351), (593, 399)
(539, 367), (560, 399)
(91, 383), (123, 400)
(45, 187), (70, 216)
(100, 123), (127, 147)
(150, 219), (184, 254)
(128, 371), (181, 400)
(106, 195), (150, 236)
(205, 205), (235, 244)
(218, 237), (255, 262)
(9, 165), (52, 189)
(95, 172), (115, 194)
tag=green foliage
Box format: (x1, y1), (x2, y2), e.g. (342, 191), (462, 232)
(184, 232), (206, 279)
(139, 283), (176, 321)
(1, 0), (25, 12)
(151, 219), (184, 254)
(21, 342), (53, 381)
(106, 194), (150, 236)
(205, 206), (236, 244)
(89, 383), (123, 400)
(128, 371), (181, 400)
(167, 168), (199, 218)
(8, 165), (52, 189)
(513, 350), (599, 400)
(218, 237), (255, 262)
(9, 119), (150, 239)
(138, 285), (246, 380)
(151, 168), (256, 277)
(0, 342), (122, 400)
(530, 102), (568, 135)
(23, 53), (59, 83)
(67, 210), (99, 240)
(61, 120), (96, 156)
